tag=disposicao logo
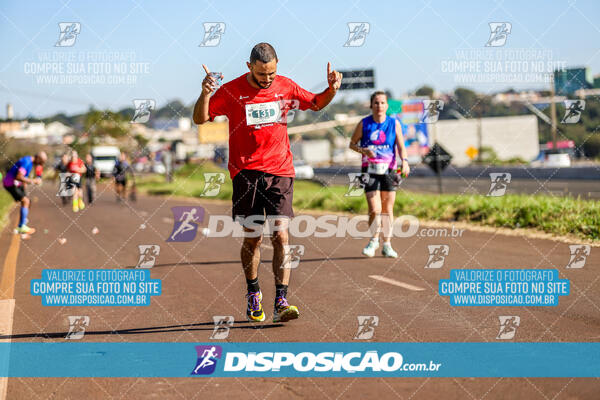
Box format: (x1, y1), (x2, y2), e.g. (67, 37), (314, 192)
(191, 345), (222, 375)
(223, 351), (404, 373)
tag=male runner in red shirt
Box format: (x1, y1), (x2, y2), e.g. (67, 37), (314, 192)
(193, 42), (342, 323)
(67, 150), (86, 212)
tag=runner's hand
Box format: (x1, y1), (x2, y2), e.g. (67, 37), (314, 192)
(327, 62), (342, 92)
(400, 159), (410, 177)
(33, 177), (42, 185)
(202, 64), (221, 95)
(363, 148), (376, 158)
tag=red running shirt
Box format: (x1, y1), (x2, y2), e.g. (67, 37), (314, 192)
(208, 73), (317, 179)
(67, 158), (84, 175)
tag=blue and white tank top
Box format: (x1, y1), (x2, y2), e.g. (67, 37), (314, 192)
(360, 115), (397, 171)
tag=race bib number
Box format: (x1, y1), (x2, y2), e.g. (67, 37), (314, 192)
(245, 101), (281, 126)
(367, 162), (389, 175)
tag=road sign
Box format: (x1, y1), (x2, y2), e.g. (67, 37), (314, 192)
(338, 69), (375, 90)
(465, 146), (479, 160)
(423, 143), (452, 173)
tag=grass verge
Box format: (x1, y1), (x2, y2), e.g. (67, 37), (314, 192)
(0, 189), (15, 232)
(136, 163), (600, 241)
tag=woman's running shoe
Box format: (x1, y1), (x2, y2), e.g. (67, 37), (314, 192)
(362, 238), (379, 257)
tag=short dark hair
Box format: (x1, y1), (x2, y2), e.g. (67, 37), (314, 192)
(250, 43), (278, 64)
(370, 91), (387, 106)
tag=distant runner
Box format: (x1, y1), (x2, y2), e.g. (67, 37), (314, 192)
(349, 91), (410, 258)
(67, 150), (86, 212)
(84, 153), (99, 205)
(2, 152), (47, 234)
(193, 42), (342, 323)
(113, 152), (132, 202)
(55, 153), (70, 206)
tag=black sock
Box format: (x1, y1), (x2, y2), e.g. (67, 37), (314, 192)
(275, 284), (288, 299)
(246, 278), (260, 293)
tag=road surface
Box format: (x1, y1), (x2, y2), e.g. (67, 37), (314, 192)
(0, 182), (598, 399)
(312, 165), (600, 198)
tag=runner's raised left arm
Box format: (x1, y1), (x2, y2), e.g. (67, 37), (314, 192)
(310, 62), (342, 111)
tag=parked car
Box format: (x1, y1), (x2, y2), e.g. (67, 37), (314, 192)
(91, 146), (120, 177)
(294, 160), (314, 180)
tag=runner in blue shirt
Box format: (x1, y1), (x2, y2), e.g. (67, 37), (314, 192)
(349, 92), (410, 258)
(2, 152), (47, 234)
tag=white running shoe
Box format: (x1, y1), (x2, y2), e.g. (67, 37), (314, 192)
(362, 238), (379, 257)
(382, 243), (398, 258)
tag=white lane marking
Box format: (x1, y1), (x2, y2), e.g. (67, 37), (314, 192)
(0, 299), (15, 399)
(369, 275), (425, 291)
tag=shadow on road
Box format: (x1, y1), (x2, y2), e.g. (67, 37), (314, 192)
(0, 320), (282, 340)
(125, 256), (367, 269)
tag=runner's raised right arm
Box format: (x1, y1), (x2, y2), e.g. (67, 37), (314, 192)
(193, 64), (222, 125)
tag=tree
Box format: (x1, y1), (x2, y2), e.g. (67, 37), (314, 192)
(453, 87), (479, 117)
(83, 109), (130, 145)
(415, 85), (434, 98)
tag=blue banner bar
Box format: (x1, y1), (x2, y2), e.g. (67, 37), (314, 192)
(0, 343), (599, 377)
(439, 269), (569, 306)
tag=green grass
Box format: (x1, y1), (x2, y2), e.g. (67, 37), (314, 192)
(0, 189), (15, 231)
(137, 162), (600, 241)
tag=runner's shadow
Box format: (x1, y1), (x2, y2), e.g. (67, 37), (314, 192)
(125, 256), (366, 269)
(0, 320), (282, 340)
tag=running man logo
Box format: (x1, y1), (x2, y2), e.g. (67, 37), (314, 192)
(199, 22), (225, 47)
(485, 22), (511, 47)
(55, 22), (81, 47)
(136, 245), (161, 268)
(191, 345), (222, 375)
(496, 316), (520, 340)
(421, 100), (444, 123)
(566, 245), (591, 269)
(57, 173), (80, 197)
(345, 173), (369, 197)
(425, 245), (449, 269)
(282, 244), (305, 269)
(167, 206), (205, 242)
(65, 316), (89, 340)
(200, 173), (226, 197)
(131, 99), (156, 123)
(344, 22), (370, 47)
(354, 315), (379, 340)
(277, 99), (300, 124)
(561, 100), (586, 124)
(210, 316), (234, 340)
(487, 173), (511, 197)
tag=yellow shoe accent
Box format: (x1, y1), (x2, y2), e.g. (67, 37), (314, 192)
(273, 304), (299, 323)
(78, 199), (85, 210)
(17, 225), (36, 234)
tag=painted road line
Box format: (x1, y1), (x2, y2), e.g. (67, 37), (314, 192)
(369, 275), (425, 291)
(0, 225), (20, 400)
(0, 231), (20, 300)
(0, 299), (15, 399)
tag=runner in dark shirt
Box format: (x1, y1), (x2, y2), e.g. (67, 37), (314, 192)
(84, 153), (99, 204)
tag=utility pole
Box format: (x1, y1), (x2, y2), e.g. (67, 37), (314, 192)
(431, 123), (443, 194)
(550, 71), (558, 150)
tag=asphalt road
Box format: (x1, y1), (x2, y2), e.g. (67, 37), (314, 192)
(312, 165), (600, 198)
(0, 182), (598, 399)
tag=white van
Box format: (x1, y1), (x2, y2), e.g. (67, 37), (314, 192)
(91, 146), (120, 177)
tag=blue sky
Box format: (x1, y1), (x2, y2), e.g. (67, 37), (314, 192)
(1, 0), (599, 118)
